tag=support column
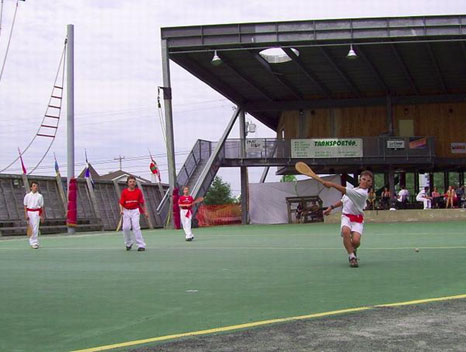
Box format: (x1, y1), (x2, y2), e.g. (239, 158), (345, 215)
(459, 171), (464, 187)
(399, 172), (406, 188)
(444, 172), (449, 192)
(161, 39), (176, 228)
(66, 24), (75, 234)
(239, 110), (248, 225)
(388, 166), (395, 208)
(341, 173), (347, 187)
(259, 167), (269, 183)
(386, 95), (394, 136)
(414, 171), (420, 194)
(429, 173), (434, 189)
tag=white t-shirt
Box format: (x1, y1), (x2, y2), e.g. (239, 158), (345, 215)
(398, 189), (409, 201)
(23, 191), (44, 209)
(416, 190), (427, 202)
(341, 187), (368, 215)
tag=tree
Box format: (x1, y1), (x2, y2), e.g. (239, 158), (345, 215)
(280, 175), (297, 182)
(203, 176), (235, 205)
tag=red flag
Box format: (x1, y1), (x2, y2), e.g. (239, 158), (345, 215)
(18, 148), (27, 174)
(150, 161), (161, 181)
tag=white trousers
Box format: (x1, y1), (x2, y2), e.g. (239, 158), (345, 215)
(180, 208), (193, 239)
(122, 208), (146, 248)
(416, 196), (431, 209)
(28, 211), (40, 246)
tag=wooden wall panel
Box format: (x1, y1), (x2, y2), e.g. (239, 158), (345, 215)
(393, 102), (466, 158)
(335, 106), (387, 137)
(304, 109), (330, 138)
(278, 102), (466, 158)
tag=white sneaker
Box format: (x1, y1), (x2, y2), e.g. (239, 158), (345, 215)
(31, 244), (39, 249)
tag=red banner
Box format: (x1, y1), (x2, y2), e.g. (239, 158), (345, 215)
(66, 178), (77, 227)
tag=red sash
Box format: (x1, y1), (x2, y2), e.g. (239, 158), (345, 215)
(27, 208), (42, 215)
(343, 213), (363, 223)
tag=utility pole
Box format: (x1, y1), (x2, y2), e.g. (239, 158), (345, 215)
(114, 155), (125, 170)
(66, 24), (75, 235)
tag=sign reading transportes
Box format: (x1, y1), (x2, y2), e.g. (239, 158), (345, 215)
(291, 138), (363, 158)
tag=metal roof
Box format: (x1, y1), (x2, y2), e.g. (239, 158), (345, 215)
(161, 14), (466, 130)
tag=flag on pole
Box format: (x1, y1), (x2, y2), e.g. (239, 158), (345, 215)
(148, 151), (161, 182)
(84, 150), (95, 187)
(18, 148), (27, 174)
(54, 154), (60, 175)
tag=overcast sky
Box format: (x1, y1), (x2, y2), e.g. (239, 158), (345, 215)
(0, 0), (465, 194)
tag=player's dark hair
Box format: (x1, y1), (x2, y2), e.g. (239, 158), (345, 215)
(30, 181), (38, 187)
(126, 175), (136, 184)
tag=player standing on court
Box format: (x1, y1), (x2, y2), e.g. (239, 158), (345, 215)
(322, 170), (374, 268)
(23, 181), (45, 249)
(178, 186), (203, 241)
(119, 176), (147, 251)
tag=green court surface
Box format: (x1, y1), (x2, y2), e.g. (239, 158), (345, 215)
(0, 221), (465, 352)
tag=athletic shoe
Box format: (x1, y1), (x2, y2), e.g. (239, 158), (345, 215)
(32, 244), (39, 249)
(126, 245), (133, 251)
(137, 247), (145, 251)
(349, 257), (359, 268)
(185, 237), (193, 241)
(353, 248), (357, 257)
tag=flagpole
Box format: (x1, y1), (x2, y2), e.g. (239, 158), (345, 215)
(66, 24), (75, 234)
(54, 154), (67, 210)
(149, 149), (165, 197)
(18, 148), (29, 195)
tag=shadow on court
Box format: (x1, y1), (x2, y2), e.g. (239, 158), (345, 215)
(129, 299), (466, 352)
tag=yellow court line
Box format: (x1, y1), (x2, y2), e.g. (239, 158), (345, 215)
(71, 293), (466, 352)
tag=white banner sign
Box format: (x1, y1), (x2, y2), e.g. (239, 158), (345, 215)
(246, 139), (265, 153)
(291, 138), (363, 158)
(387, 140), (405, 150)
(451, 143), (466, 154)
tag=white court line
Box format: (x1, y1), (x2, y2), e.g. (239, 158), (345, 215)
(1, 246), (465, 251)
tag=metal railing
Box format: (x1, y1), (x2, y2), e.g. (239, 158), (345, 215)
(222, 137), (435, 160)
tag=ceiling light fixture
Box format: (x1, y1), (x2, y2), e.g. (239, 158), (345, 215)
(347, 44), (358, 59)
(211, 50), (222, 66)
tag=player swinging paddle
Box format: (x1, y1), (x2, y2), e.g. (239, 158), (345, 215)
(322, 170), (373, 268)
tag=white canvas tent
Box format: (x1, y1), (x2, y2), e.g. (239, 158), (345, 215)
(249, 175), (342, 224)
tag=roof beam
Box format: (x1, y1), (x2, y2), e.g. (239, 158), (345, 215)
(460, 42), (466, 66)
(244, 93), (466, 111)
(426, 43), (448, 94)
(217, 53), (275, 102)
(319, 47), (362, 97)
(170, 55), (246, 105)
(282, 48), (332, 98)
(356, 46), (390, 94)
(390, 44), (420, 95)
(249, 51), (304, 100)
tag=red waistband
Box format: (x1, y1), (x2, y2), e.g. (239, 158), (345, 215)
(27, 208), (42, 215)
(343, 213), (364, 223)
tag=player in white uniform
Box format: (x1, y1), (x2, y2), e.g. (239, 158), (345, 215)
(416, 186), (432, 209)
(323, 170), (373, 267)
(23, 181), (45, 249)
